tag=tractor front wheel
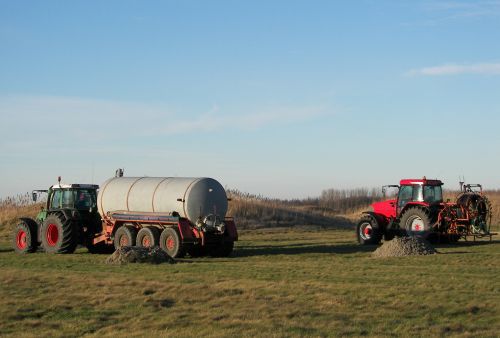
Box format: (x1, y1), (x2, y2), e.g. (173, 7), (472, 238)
(13, 219), (38, 254)
(356, 214), (382, 245)
(41, 214), (78, 254)
(400, 207), (433, 240)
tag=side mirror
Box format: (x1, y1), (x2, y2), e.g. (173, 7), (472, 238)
(32, 192), (37, 202)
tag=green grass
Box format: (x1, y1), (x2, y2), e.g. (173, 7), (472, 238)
(0, 228), (499, 337)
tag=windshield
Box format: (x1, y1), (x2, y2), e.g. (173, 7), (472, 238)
(51, 189), (96, 209)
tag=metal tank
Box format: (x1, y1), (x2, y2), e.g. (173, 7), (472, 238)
(97, 177), (229, 225)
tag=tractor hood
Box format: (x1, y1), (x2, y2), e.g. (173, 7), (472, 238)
(371, 199), (397, 219)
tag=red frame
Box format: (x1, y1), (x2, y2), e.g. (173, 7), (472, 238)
(94, 213), (237, 247)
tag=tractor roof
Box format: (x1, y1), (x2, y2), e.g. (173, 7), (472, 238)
(400, 178), (443, 186)
(50, 184), (99, 190)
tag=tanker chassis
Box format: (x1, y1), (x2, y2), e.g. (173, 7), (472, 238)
(13, 175), (237, 258)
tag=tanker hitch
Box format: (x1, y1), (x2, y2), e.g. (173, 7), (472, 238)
(195, 214), (226, 234)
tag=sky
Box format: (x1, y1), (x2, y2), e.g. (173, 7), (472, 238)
(1, 0), (500, 199)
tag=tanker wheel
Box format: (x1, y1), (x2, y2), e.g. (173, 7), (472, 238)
(12, 219), (38, 254)
(137, 227), (160, 248)
(400, 207), (433, 240)
(41, 214), (78, 254)
(356, 214), (382, 245)
(113, 225), (137, 249)
(160, 228), (185, 258)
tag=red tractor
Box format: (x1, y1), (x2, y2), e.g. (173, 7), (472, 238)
(357, 177), (493, 245)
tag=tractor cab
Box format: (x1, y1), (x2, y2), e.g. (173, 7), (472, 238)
(47, 184), (99, 212)
(32, 183), (99, 224)
(396, 178), (443, 216)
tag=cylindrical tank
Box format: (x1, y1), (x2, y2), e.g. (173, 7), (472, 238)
(97, 177), (228, 224)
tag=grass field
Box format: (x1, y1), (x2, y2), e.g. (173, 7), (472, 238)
(0, 228), (498, 337)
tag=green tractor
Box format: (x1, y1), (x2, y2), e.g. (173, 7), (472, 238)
(13, 178), (110, 254)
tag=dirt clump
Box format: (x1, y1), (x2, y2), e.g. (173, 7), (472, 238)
(106, 246), (176, 265)
(372, 236), (437, 258)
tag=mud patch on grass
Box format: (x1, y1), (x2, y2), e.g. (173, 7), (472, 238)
(106, 246), (176, 265)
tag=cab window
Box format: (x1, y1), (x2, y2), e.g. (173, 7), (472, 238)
(76, 190), (94, 209)
(51, 190), (62, 209)
(62, 190), (75, 208)
(412, 185), (423, 202)
(423, 185), (443, 203)
(398, 185), (413, 208)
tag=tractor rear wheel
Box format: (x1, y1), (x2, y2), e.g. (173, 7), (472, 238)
(41, 214), (78, 254)
(400, 207), (433, 240)
(357, 214), (382, 245)
(160, 228), (185, 258)
(13, 219), (38, 254)
(137, 227), (160, 248)
(113, 225), (137, 249)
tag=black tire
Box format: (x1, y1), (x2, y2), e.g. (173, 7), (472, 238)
(41, 213), (78, 254)
(136, 227), (160, 248)
(113, 225), (137, 249)
(356, 214), (382, 245)
(160, 228), (185, 258)
(400, 207), (433, 239)
(210, 241), (234, 257)
(87, 242), (115, 254)
(12, 218), (38, 254)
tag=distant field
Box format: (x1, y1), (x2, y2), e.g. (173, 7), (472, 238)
(0, 228), (499, 337)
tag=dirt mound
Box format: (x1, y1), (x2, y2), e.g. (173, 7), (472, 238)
(372, 236), (437, 258)
(106, 246), (176, 265)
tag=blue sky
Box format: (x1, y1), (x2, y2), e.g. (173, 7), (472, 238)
(1, 0), (499, 199)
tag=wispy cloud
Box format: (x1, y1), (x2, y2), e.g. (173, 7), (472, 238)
(0, 95), (329, 146)
(406, 62), (500, 76)
(157, 105), (326, 134)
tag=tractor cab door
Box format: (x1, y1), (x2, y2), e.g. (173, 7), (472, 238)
(397, 185), (414, 216)
(49, 189), (63, 209)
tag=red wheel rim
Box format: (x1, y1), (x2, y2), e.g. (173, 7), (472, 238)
(166, 236), (175, 250)
(142, 236), (151, 247)
(16, 230), (27, 249)
(364, 227), (372, 236)
(119, 235), (129, 247)
(46, 224), (59, 246)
